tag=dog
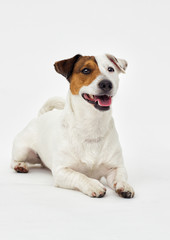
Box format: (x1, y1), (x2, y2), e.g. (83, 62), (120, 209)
(11, 54), (135, 198)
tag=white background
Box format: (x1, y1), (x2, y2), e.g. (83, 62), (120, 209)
(0, 0), (170, 239)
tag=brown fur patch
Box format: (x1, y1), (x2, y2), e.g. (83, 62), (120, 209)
(70, 56), (101, 95)
(54, 54), (82, 80)
(14, 166), (28, 173)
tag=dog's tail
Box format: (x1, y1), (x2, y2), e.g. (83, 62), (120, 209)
(38, 96), (65, 116)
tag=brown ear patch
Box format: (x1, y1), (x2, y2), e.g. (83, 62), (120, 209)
(70, 56), (101, 95)
(54, 54), (82, 80)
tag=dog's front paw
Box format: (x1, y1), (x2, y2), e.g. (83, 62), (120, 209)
(114, 181), (135, 199)
(84, 179), (107, 198)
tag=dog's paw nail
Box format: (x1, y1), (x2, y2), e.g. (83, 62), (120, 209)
(120, 191), (134, 199)
(92, 192), (96, 197)
(116, 188), (123, 195)
(121, 191), (130, 198)
(97, 191), (106, 198)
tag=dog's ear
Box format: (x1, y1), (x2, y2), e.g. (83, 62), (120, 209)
(54, 54), (82, 81)
(106, 54), (128, 73)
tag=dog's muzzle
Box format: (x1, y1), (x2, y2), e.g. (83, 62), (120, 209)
(82, 93), (112, 111)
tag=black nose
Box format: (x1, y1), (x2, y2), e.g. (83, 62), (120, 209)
(98, 80), (113, 92)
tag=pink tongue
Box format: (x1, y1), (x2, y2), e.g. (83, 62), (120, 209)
(94, 95), (112, 107)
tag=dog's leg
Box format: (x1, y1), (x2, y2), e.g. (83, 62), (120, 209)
(11, 130), (41, 173)
(11, 146), (30, 173)
(106, 167), (135, 198)
(52, 167), (106, 198)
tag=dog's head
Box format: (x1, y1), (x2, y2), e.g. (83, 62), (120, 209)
(54, 54), (127, 111)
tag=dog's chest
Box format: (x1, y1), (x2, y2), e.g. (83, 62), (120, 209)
(80, 140), (103, 164)
(71, 140), (110, 179)
(62, 112), (114, 177)
(70, 135), (111, 176)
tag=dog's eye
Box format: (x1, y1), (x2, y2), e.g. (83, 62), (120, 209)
(108, 67), (114, 72)
(81, 68), (91, 74)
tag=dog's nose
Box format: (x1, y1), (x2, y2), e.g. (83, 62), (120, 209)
(98, 80), (113, 92)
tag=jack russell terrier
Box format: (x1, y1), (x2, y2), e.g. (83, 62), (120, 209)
(11, 54), (135, 198)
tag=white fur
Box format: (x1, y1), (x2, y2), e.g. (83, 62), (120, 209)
(12, 54), (134, 198)
(38, 96), (65, 116)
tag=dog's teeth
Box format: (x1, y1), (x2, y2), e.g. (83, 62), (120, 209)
(89, 94), (93, 99)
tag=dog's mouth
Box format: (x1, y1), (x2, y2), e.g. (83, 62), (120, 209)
(82, 93), (112, 111)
